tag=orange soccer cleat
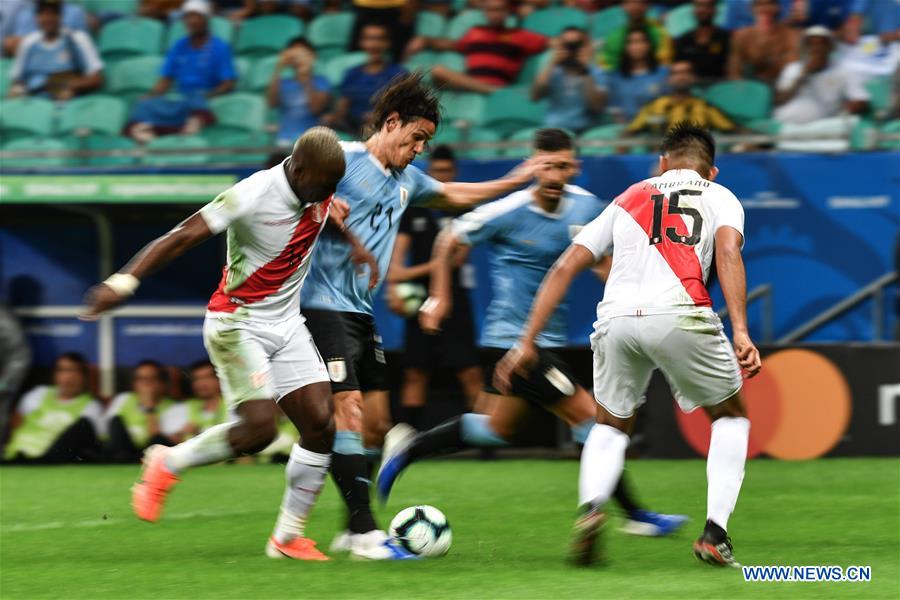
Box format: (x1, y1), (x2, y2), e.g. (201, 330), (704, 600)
(265, 537), (330, 561)
(131, 445), (180, 523)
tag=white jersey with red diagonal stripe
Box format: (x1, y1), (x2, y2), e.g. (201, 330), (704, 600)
(200, 158), (332, 322)
(573, 168), (744, 322)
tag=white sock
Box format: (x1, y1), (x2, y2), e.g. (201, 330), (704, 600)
(165, 422), (235, 475)
(578, 424), (629, 509)
(706, 416), (750, 532)
(272, 444), (331, 544)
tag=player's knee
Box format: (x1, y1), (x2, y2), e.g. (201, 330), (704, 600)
(706, 393), (747, 420)
(334, 392), (364, 430)
(234, 410), (278, 454)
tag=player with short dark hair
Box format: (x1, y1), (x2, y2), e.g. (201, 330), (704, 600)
(377, 128), (687, 538)
(301, 73), (554, 560)
(82, 127), (375, 561)
(496, 122), (761, 567)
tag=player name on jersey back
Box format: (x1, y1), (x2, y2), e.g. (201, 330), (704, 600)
(200, 159), (332, 322)
(573, 168), (745, 321)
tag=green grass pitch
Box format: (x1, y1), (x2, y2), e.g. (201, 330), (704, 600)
(2, 458), (898, 599)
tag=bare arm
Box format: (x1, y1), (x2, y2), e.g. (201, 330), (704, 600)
(148, 77), (172, 97)
(493, 244), (596, 391)
(715, 226), (761, 377)
(387, 233), (433, 283)
(429, 154), (552, 210)
(530, 52), (557, 100)
(81, 213), (214, 319)
(418, 227), (460, 333)
(208, 79), (235, 97)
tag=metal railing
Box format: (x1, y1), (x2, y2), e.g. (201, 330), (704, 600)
(778, 272), (899, 343)
(716, 283), (774, 343)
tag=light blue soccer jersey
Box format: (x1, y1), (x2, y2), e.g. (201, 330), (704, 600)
(302, 142), (444, 315)
(452, 185), (606, 349)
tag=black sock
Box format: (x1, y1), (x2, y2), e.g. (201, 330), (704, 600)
(405, 416), (466, 464)
(399, 405), (424, 430)
(612, 472), (643, 517)
(331, 453), (377, 534)
(703, 519), (727, 543)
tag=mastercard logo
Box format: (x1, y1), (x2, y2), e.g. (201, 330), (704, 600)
(675, 349), (852, 460)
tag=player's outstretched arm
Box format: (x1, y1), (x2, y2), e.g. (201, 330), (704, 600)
(432, 154), (555, 209)
(80, 213), (214, 320)
(494, 244), (595, 393)
(418, 227), (459, 334)
(715, 226), (761, 378)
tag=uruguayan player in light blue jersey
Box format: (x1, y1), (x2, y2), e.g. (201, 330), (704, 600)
(300, 73), (552, 560)
(377, 129), (687, 539)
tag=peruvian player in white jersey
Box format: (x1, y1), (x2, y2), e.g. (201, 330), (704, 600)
(496, 123), (762, 568)
(81, 128), (378, 561)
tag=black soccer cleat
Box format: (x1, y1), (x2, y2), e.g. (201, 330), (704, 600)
(693, 534), (740, 568)
(568, 506), (608, 566)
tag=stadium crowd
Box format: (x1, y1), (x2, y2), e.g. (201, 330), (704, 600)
(0, 0), (897, 165)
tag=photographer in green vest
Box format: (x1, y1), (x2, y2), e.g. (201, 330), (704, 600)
(104, 360), (181, 463)
(4, 352), (103, 463)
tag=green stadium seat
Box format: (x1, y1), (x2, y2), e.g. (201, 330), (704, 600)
(522, 7), (588, 37)
(438, 51), (466, 73)
(99, 17), (164, 60)
(0, 98), (56, 138)
(323, 52), (368, 87)
(74, 0), (139, 16)
(404, 50), (440, 75)
(516, 50), (551, 85)
(209, 93), (267, 132)
(503, 127), (540, 158)
(704, 79), (771, 123)
(747, 118), (781, 136)
(58, 95), (127, 136)
(236, 15), (304, 58)
(78, 133), (138, 166)
(142, 134), (210, 166)
(482, 87), (546, 137)
(166, 15), (234, 48)
(431, 123), (463, 147)
(447, 10), (485, 40)
(2, 137), (72, 168)
(308, 12), (355, 51)
(107, 55), (163, 98)
(460, 128), (502, 159)
(441, 92), (486, 125)
(0, 58), (12, 98)
(664, 3), (696, 38)
(235, 57), (252, 89)
(591, 6), (626, 39)
(416, 12), (447, 38)
(201, 129), (272, 165)
(865, 76), (892, 119)
(244, 55), (278, 91)
(579, 124), (623, 156)
(878, 120), (900, 150)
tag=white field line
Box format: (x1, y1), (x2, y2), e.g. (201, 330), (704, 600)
(1, 508), (264, 533)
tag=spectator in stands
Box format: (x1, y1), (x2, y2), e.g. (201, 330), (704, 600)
(843, 0), (900, 45)
(602, 0), (672, 70)
(183, 360), (226, 436)
(387, 145), (483, 431)
(127, 0), (235, 141)
(0, 0), (27, 58)
(404, 0), (547, 94)
(3, 352), (103, 464)
(532, 27), (607, 133)
(723, 0), (800, 30)
(139, 0), (185, 20)
(226, 0), (316, 22)
(3, 0), (87, 56)
(349, 0), (415, 61)
(675, 0), (731, 81)
(774, 26), (870, 124)
(627, 60), (736, 133)
(728, 0), (801, 84)
(267, 37), (331, 146)
(7, 0), (103, 100)
(104, 360), (181, 463)
(323, 22), (405, 134)
(606, 26), (669, 121)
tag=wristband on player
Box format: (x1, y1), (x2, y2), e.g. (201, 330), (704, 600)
(103, 273), (140, 297)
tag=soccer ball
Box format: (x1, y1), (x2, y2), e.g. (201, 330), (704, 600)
(389, 505), (452, 557)
(393, 282), (426, 317)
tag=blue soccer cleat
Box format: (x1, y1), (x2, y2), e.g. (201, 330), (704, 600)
(620, 510), (689, 537)
(349, 530), (420, 560)
(376, 424), (416, 505)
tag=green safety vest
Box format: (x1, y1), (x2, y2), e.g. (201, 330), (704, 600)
(5, 388), (93, 459)
(185, 398), (228, 432)
(116, 393), (175, 447)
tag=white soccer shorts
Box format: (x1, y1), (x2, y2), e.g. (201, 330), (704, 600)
(590, 311), (743, 418)
(203, 313), (330, 408)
